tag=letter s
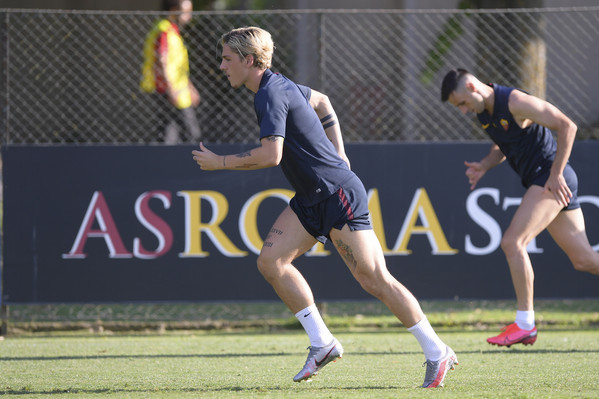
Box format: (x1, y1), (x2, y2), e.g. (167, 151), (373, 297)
(465, 188), (502, 255)
(133, 191), (173, 259)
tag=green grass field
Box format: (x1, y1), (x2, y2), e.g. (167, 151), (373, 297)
(1, 300), (598, 398)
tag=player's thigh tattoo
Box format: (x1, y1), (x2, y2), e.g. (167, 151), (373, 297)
(334, 239), (357, 271)
(264, 227), (283, 248)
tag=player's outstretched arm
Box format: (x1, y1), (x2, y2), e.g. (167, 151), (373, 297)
(309, 89), (351, 169)
(192, 137), (283, 171)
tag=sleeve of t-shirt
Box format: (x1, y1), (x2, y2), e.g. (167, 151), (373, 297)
(255, 88), (289, 140)
(296, 84), (311, 101)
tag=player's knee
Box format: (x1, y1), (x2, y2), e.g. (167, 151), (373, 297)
(353, 269), (385, 298)
(500, 236), (515, 255)
(500, 234), (525, 256)
(256, 254), (277, 281)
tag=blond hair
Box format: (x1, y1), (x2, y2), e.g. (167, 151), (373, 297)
(220, 26), (274, 69)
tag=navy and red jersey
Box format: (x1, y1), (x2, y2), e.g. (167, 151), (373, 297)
(254, 69), (355, 206)
(477, 83), (559, 187)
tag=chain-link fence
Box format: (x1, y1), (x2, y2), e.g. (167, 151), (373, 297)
(1, 7), (599, 145)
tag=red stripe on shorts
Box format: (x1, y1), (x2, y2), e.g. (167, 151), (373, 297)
(338, 188), (355, 220)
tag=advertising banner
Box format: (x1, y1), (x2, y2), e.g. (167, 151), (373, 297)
(2, 143), (598, 303)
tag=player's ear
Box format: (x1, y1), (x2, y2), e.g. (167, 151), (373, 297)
(245, 54), (254, 66)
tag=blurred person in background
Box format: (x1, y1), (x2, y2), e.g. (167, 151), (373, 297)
(441, 68), (599, 348)
(192, 26), (458, 388)
(141, 0), (201, 144)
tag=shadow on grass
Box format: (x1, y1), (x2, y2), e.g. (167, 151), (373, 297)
(2, 346), (598, 362)
(0, 384), (410, 396)
(7, 324), (599, 340)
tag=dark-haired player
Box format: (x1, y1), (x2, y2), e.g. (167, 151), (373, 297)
(441, 68), (599, 347)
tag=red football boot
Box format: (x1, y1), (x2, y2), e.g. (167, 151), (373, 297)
(487, 323), (537, 347)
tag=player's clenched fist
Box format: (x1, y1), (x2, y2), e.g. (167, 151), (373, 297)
(192, 142), (222, 170)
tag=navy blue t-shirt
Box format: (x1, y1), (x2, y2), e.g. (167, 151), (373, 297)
(254, 69), (355, 206)
(477, 83), (558, 187)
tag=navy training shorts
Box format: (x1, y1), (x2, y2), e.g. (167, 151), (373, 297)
(527, 162), (580, 211)
(289, 174), (372, 243)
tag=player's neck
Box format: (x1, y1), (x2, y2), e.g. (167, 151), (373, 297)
(482, 85), (495, 115)
(245, 68), (266, 93)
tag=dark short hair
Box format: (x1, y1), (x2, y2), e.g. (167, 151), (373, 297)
(162, 0), (182, 11)
(440, 68), (469, 102)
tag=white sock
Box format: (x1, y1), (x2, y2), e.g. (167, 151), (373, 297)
(515, 310), (535, 330)
(295, 304), (334, 347)
(407, 315), (446, 361)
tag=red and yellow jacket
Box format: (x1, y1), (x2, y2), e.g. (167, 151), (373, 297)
(141, 19), (192, 109)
